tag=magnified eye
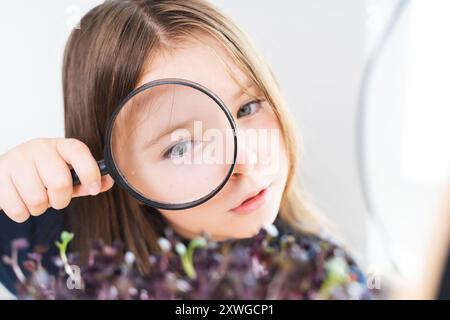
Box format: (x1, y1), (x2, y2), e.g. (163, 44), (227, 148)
(237, 100), (262, 118)
(164, 140), (194, 159)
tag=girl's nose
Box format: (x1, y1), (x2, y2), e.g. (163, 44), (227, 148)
(232, 136), (258, 177)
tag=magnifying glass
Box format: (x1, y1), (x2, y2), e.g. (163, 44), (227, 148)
(70, 79), (238, 210)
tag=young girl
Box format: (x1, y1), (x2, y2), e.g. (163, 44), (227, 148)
(0, 0), (359, 295)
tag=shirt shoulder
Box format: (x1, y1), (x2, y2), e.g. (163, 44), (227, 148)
(0, 207), (65, 248)
(0, 207), (65, 295)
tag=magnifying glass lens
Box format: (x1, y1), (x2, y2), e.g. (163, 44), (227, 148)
(109, 81), (236, 208)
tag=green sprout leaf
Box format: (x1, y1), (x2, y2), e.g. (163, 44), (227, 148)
(176, 237), (207, 280)
(55, 231), (75, 279)
(318, 256), (350, 299)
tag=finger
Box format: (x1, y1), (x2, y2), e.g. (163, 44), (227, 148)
(34, 147), (73, 210)
(56, 139), (101, 196)
(10, 159), (49, 216)
(73, 174), (115, 198)
(0, 174), (31, 223)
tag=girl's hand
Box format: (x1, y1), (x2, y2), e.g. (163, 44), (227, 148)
(0, 138), (114, 223)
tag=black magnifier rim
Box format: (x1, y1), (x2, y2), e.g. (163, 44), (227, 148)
(103, 78), (238, 210)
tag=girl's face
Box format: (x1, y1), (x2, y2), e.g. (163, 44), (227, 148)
(132, 37), (289, 241)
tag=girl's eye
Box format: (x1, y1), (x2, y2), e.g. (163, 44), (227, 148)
(163, 140), (193, 159)
(237, 100), (262, 119)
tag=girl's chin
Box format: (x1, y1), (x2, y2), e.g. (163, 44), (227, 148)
(217, 215), (278, 240)
(208, 230), (259, 242)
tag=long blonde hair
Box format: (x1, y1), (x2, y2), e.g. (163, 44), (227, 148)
(63, 0), (329, 272)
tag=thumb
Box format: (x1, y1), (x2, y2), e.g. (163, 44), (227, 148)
(72, 175), (115, 198)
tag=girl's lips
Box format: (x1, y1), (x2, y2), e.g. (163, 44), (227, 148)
(230, 186), (270, 214)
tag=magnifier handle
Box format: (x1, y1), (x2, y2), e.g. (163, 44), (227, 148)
(71, 159), (108, 186)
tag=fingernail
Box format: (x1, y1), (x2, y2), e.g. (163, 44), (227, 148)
(88, 182), (101, 195)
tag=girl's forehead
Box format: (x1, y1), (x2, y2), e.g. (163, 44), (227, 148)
(137, 39), (250, 104)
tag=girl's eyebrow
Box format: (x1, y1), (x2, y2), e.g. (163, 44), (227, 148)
(140, 84), (260, 150)
(231, 83), (256, 102)
(141, 119), (195, 150)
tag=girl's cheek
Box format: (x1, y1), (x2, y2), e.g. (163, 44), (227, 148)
(252, 110), (285, 177)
